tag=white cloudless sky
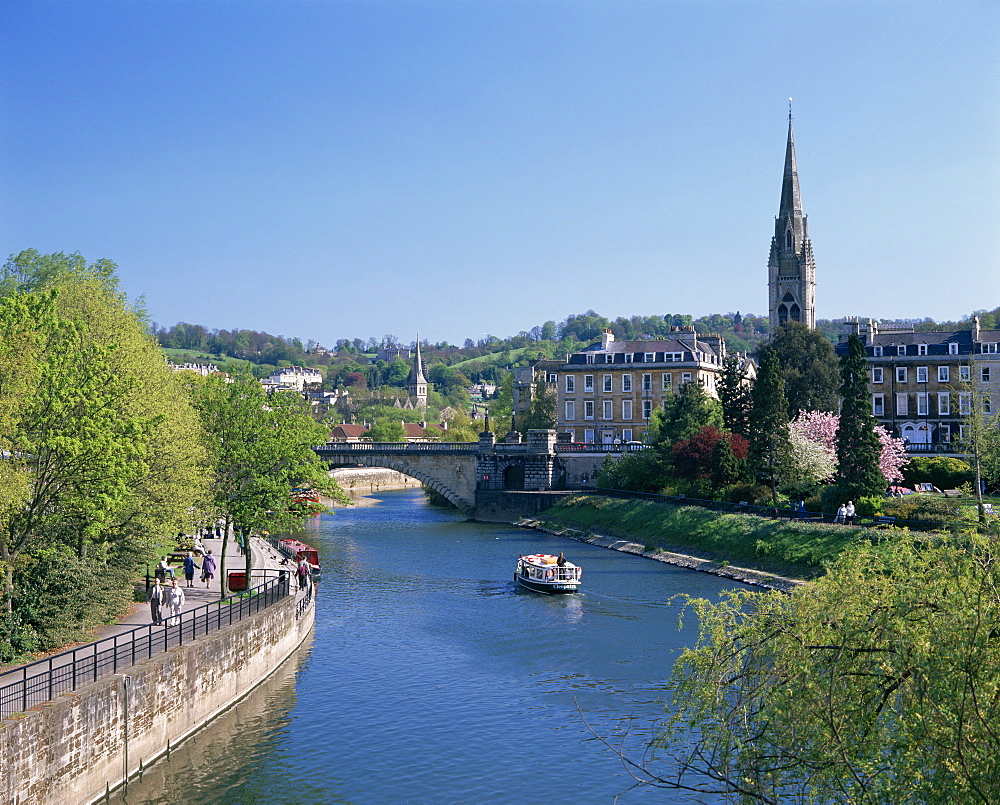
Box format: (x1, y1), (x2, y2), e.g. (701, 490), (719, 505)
(2, 0), (998, 346)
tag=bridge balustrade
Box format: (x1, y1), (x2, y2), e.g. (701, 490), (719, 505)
(316, 441), (478, 454)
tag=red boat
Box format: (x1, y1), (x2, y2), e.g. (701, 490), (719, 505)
(279, 538), (321, 575)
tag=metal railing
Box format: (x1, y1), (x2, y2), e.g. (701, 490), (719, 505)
(316, 441), (478, 454)
(0, 576), (291, 720)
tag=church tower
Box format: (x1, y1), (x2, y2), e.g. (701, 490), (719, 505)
(408, 337), (428, 408)
(768, 108), (816, 332)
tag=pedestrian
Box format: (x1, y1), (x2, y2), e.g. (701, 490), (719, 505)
(798, 499), (807, 519)
(835, 503), (847, 524)
(147, 578), (163, 624)
(845, 500), (856, 525)
(296, 556), (311, 590)
(155, 556), (174, 581)
(202, 550), (217, 588)
(183, 551), (200, 587)
(164, 579), (185, 626)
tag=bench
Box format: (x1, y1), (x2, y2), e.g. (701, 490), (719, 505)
(943, 489), (962, 498)
(875, 516), (896, 527)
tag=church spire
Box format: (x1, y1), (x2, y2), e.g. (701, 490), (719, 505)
(778, 108), (802, 216)
(767, 103), (816, 332)
(408, 334), (428, 407)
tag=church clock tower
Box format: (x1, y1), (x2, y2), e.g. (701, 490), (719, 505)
(768, 108), (816, 332)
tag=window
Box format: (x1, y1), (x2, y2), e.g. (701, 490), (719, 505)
(897, 345), (906, 356)
(586, 354), (595, 364)
(896, 367), (908, 383)
(896, 393), (908, 416)
(682, 372), (692, 383)
(984, 396), (993, 415)
(917, 392), (928, 416)
(949, 342), (959, 355)
(602, 374), (612, 392)
(622, 374), (632, 392)
(960, 366), (971, 382)
(565, 401), (576, 420)
(622, 429), (632, 442)
(623, 353), (633, 363)
(940, 423), (951, 443)
(644, 352), (655, 362)
(938, 392), (950, 416)
(546, 372), (557, 383)
(874, 345), (883, 357)
(602, 400), (613, 420)
(584, 375), (594, 392)
(565, 376), (575, 393)
(938, 366), (950, 383)
(918, 343), (928, 356)
(982, 343), (998, 354)
(622, 400), (633, 420)
(642, 400), (652, 420)
(662, 373), (672, 391)
(668, 352), (683, 362)
(584, 400), (594, 420)
(872, 367), (884, 383)
(916, 366), (928, 383)
(584, 429), (595, 444)
(983, 366), (992, 383)
(641, 373), (652, 391)
(959, 392), (972, 415)
(872, 394), (885, 416)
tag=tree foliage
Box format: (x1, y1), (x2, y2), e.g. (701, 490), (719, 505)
(835, 334), (885, 500)
(748, 346), (790, 506)
(653, 533), (1000, 803)
(766, 322), (840, 417)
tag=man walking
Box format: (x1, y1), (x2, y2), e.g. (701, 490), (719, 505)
(147, 578), (163, 624)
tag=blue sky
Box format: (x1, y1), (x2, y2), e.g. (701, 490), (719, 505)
(2, 0), (997, 347)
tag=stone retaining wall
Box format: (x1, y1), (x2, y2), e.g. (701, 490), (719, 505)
(0, 592), (314, 805)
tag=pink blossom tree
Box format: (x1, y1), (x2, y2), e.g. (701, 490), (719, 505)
(788, 410), (908, 485)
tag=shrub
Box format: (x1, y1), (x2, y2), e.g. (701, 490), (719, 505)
(902, 456), (973, 491)
(882, 496), (956, 532)
(855, 495), (884, 518)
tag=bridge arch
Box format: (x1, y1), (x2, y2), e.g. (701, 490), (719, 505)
(321, 454), (476, 514)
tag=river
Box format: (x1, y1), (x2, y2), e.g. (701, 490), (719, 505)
(111, 488), (749, 804)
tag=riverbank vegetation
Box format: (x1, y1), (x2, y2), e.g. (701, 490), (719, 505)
(0, 250), (344, 662)
(642, 532), (1000, 803)
(537, 495), (881, 580)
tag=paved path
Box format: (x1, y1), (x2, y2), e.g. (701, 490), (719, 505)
(0, 536), (303, 677)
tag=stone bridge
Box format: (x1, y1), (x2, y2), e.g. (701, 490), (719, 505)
(314, 430), (643, 519)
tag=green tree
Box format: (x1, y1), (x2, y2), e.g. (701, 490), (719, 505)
(649, 533), (1000, 803)
(365, 418), (407, 442)
(767, 322), (840, 417)
(520, 382), (557, 431)
(655, 381), (723, 446)
(835, 333), (885, 500)
(747, 345), (790, 507)
(189, 374), (345, 596)
(715, 354), (752, 438)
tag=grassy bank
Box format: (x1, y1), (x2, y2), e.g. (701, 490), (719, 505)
(537, 495), (886, 580)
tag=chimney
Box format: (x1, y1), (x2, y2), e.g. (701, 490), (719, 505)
(601, 329), (614, 349)
(974, 316), (981, 341)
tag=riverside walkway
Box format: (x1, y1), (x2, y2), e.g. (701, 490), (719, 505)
(0, 535), (311, 718)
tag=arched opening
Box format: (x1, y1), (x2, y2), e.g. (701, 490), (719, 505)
(503, 464), (525, 491)
(789, 303), (801, 322)
(777, 303), (788, 326)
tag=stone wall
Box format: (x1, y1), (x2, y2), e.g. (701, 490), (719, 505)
(0, 593), (313, 805)
(475, 490), (575, 522)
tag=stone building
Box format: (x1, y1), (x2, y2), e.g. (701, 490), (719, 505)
(553, 329), (732, 444)
(407, 338), (429, 408)
(837, 316), (1000, 455)
(768, 111), (817, 332)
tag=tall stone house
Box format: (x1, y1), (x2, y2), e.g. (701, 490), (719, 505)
(837, 316), (999, 455)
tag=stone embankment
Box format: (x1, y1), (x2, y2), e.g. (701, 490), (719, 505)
(330, 467), (421, 498)
(516, 518), (805, 593)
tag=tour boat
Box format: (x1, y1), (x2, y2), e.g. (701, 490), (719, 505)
(279, 538), (321, 576)
(514, 554), (582, 594)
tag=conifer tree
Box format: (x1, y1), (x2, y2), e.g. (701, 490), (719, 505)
(716, 354), (752, 438)
(748, 345), (790, 506)
(835, 333), (885, 500)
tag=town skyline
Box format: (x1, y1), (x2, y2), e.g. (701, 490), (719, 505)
(2, 1), (997, 345)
